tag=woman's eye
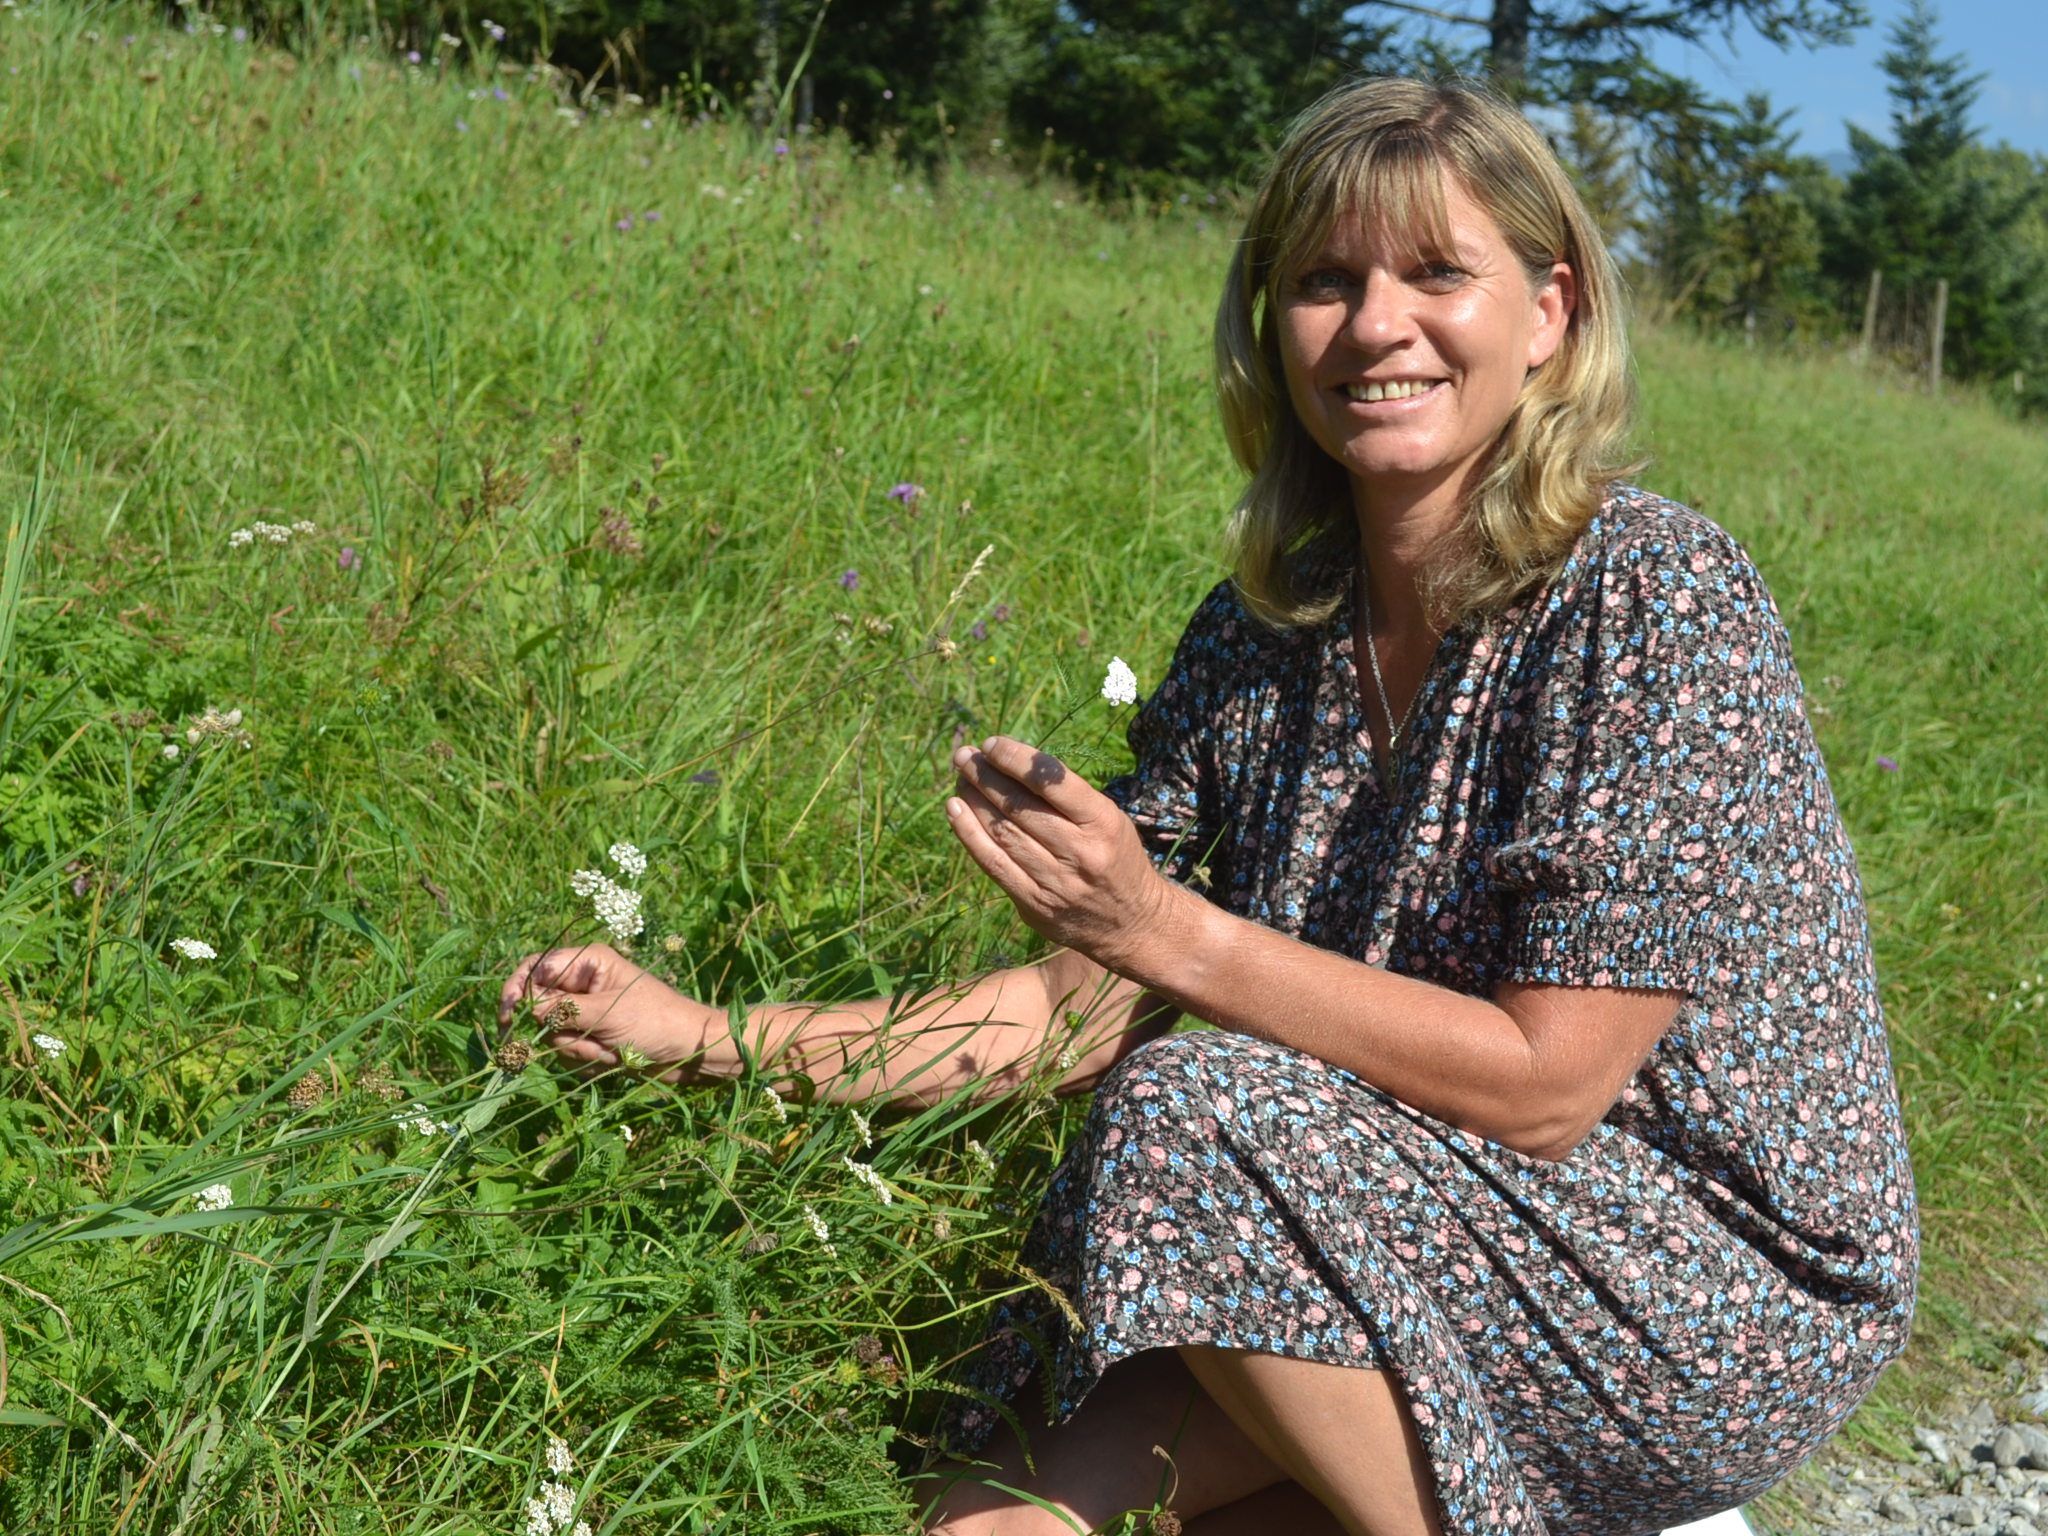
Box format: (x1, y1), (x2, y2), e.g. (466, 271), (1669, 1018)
(1418, 261), (1466, 284)
(1298, 269), (1348, 295)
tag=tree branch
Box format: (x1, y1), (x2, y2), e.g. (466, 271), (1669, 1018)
(1369, 0), (1490, 28)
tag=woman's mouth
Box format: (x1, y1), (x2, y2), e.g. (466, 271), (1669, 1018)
(1341, 379), (1445, 404)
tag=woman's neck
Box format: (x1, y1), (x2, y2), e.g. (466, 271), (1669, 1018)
(1349, 476), (1463, 641)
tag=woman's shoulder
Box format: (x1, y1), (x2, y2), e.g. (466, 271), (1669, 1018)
(1576, 483), (1762, 583)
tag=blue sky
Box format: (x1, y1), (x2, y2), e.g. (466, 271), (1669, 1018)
(1642, 0), (2047, 161)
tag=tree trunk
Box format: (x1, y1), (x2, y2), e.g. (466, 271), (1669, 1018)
(1491, 0), (1532, 92)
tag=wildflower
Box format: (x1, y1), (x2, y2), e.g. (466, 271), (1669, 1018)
(965, 1139), (996, 1180)
(523, 1498), (553, 1536)
(842, 1156), (893, 1204)
(689, 769), (721, 786)
(170, 936), (218, 961)
(803, 1202), (836, 1255)
(935, 638), (960, 661)
(615, 216), (634, 232)
(607, 841), (647, 879)
(339, 546), (360, 571)
(182, 706), (249, 749)
(287, 1072), (328, 1110)
(32, 1032), (65, 1060)
(195, 1183), (234, 1212)
(393, 1103), (447, 1136)
(1101, 657), (1138, 707)
(762, 1085), (790, 1125)
(838, 568), (860, 591)
(291, 519), (317, 535)
(406, 48), (421, 63)
(1876, 756), (1899, 772)
(494, 1038), (534, 1071)
(456, 118), (469, 133)
(573, 1525), (592, 1536)
(571, 869), (644, 944)
(970, 620), (988, 642)
(660, 932), (685, 954)
(163, 743), (180, 760)
(932, 1214), (952, 1241)
(493, 85), (510, 101)
(599, 508), (643, 556)
(620, 1122), (635, 1145)
(849, 1108), (873, 1149)
(991, 603), (1012, 623)
(228, 528), (254, 548)
(546, 1435), (574, 1475)
(860, 615), (894, 640)
(482, 18), (506, 41)
(885, 482), (923, 506)
(774, 139), (789, 156)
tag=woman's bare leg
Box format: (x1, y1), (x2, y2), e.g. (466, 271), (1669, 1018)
(913, 1349), (1293, 1536)
(1183, 1479), (1347, 1536)
(1175, 1348), (1444, 1536)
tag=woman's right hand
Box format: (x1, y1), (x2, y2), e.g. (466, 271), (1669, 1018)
(497, 942), (722, 1083)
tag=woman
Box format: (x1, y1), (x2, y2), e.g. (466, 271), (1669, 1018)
(501, 77), (1918, 1536)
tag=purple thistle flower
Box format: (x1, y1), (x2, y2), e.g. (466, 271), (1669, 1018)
(991, 603), (1011, 623)
(456, 118), (469, 133)
(689, 769), (721, 786)
(406, 49), (421, 63)
(492, 86), (510, 101)
(338, 546), (361, 572)
(616, 215), (635, 232)
(838, 569), (860, 591)
(1877, 756), (1899, 773)
(643, 210), (661, 222)
(885, 482), (924, 505)
(774, 139), (789, 157)
(970, 620), (988, 642)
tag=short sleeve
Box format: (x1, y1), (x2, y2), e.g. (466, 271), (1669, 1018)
(1101, 582), (1240, 892)
(1487, 508), (1797, 993)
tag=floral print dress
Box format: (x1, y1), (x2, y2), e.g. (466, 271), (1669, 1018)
(933, 488), (1919, 1536)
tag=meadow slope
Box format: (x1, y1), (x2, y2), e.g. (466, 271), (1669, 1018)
(1, 7), (2045, 1532)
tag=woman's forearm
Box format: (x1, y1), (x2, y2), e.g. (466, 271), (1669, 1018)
(724, 949), (1178, 1110)
(1118, 880), (1559, 1155)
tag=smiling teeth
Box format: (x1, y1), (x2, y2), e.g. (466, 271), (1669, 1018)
(1345, 380), (1434, 402)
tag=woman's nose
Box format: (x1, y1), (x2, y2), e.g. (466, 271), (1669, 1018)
(1344, 272), (1412, 348)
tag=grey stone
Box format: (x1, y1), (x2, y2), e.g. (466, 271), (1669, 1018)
(1878, 1489), (1918, 1521)
(2003, 1518), (2041, 1536)
(1966, 1403), (2001, 1436)
(1918, 1426), (1957, 1463)
(1954, 1504), (1984, 1528)
(2020, 1379), (2048, 1419)
(2018, 1498), (2046, 1520)
(2016, 1425), (2048, 1471)
(1997, 1430), (2030, 1469)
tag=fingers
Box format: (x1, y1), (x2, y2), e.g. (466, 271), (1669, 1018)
(967, 735), (1109, 824)
(950, 740), (1070, 844)
(498, 945), (611, 1024)
(945, 780), (1043, 899)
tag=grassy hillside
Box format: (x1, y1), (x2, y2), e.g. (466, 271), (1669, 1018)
(1, 6), (2044, 1532)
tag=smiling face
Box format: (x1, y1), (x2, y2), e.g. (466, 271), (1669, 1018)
(1274, 174), (1575, 516)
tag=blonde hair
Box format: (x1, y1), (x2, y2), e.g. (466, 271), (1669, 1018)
(1215, 76), (1641, 629)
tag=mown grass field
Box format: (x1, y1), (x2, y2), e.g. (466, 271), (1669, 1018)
(2, 5), (2045, 1531)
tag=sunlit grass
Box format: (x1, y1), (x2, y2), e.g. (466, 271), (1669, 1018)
(1, 5), (2044, 1532)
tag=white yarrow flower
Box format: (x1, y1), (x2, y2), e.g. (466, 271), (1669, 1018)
(761, 1085), (790, 1124)
(195, 1183), (234, 1212)
(541, 1480), (575, 1524)
(848, 1108), (873, 1149)
(523, 1496), (554, 1536)
(965, 1138), (996, 1181)
(803, 1202), (836, 1255)
(607, 840), (647, 879)
(1100, 656), (1138, 707)
(842, 1156), (894, 1205)
(546, 1435), (574, 1475)
(170, 936), (218, 960)
(162, 742), (181, 760)
(227, 527), (255, 548)
(571, 1524), (592, 1536)
(571, 868), (643, 944)
(31, 1032), (66, 1060)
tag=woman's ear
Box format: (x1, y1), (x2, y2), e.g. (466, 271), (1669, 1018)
(1526, 262), (1576, 370)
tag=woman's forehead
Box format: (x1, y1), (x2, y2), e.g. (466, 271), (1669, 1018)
(1286, 149), (1471, 262)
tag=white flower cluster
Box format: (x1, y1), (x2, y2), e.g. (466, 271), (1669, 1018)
(964, 1138), (996, 1181)
(842, 1156), (893, 1205)
(848, 1108), (873, 1149)
(393, 1102), (458, 1137)
(522, 1434), (588, 1536)
(227, 518), (317, 549)
(761, 1085), (790, 1125)
(1101, 656), (1138, 707)
(195, 1183), (234, 1212)
(571, 839), (646, 944)
(803, 1202), (835, 1256)
(170, 936), (217, 961)
(31, 1032), (65, 1060)
(183, 706), (251, 750)
(481, 17), (507, 41)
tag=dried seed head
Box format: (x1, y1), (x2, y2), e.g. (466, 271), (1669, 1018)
(1149, 1511), (1183, 1536)
(354, 1063), (405, 1103)
(494, 1039), (534, 1072)
(286, 1072), (328, 1110)
(743, 1231), (782, 1256)
(547, 998), (582, 1028)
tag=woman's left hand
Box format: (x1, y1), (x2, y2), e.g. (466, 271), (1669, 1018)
(946, 735), (1181, 976)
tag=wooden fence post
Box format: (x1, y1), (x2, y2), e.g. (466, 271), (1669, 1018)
(1929, 278), (1949, 396)
(1860, 270), (1882, 363)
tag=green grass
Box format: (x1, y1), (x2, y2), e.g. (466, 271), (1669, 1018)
(1, 5), (2045, 1532)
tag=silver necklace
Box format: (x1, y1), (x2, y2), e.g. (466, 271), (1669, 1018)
(1358, 569), (1421, 773)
